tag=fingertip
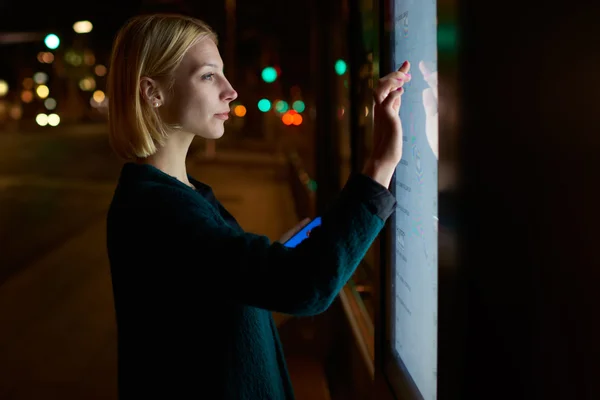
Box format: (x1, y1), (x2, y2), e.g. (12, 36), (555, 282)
(398, 60), (411, 73)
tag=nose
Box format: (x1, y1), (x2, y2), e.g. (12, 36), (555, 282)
(221, 80), (238, 103)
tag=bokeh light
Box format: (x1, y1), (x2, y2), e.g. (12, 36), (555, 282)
(33, 72), (48, 84)
(258, 98), (271, 112)
(0, 80), (8, 97)
(47, 113), (60, 126)
(94, 65), (107, 76)
(36, 113), (48, 126)
(36, 85), (50, 99)
(44, 98), (57, 110)
(93, 90), (105, 103)
(234, 105), (247, 117)
(44, 34), (60, 50)
(73, 21), (93, 34)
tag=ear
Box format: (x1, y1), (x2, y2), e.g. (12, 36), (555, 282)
(140, 77), (165, 108)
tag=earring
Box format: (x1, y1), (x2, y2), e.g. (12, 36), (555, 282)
(154, 102), (159, 107)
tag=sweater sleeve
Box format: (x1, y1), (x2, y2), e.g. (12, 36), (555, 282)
(139, 173), (396, 316)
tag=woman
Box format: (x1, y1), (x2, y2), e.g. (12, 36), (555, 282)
(106, 13), (411, 400)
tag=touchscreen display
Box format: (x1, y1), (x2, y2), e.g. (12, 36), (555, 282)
(391, 0), (439, 399)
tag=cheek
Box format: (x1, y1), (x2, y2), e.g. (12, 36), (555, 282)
(174, 95), (205, 125)
(185, 88), (211, 115)
(167, 81), (215, 128)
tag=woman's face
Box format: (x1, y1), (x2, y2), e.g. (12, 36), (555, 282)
(162, 39), (238, 139)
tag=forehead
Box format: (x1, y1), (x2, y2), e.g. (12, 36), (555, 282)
(180, 39), (223, 72)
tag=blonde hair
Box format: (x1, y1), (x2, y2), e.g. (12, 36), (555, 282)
(107, 14), (218, 160)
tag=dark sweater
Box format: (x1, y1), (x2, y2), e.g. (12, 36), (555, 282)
(106, 162), (396, 399)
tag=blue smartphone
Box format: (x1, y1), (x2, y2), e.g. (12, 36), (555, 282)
(284, 216), (322, 248)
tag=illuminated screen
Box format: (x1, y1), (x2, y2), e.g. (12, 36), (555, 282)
(390, 0), (438, 399)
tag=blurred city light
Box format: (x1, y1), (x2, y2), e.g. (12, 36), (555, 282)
(275, 100), (288, 113)
(9, 105), (22, 119)
(94, 65), (107, 76)
(438, 23), (458, 53)
(44, 34), (60, 50)
(66, 50), (83, 66)
(37, 52), (54, 63)
(261, 66), (277, 83)
(79, 77), (96, 91)
(0, 80), (8, 97)
(258, 98), (271, 112)
(292, 100), (305, 113)
(93, 90), (105, 103)
(234, 105), (247, 117)
(73, 21), (93, 34)
(47, 113), (60, 126)
(36, 85), (49, 99)
(292, 113), (303, 125)
(282, 110), (303, 126)
(33, 72), (48, 84)
(44, 98), (57, 110)
(21, 90), (33, 103)
(335, 59), (347, 75)
(282, 112), (293, 125)
(36, 113), (48, 126)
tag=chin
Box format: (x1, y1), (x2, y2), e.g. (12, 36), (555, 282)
(210, 129), (225, 139)
(194, 128), (225, 140)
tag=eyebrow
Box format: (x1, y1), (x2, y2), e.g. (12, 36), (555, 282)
(192, 62), (222, 74)
(200, 63), (220, 69)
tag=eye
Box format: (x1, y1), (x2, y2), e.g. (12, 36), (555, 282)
(201, 73), (215, 81)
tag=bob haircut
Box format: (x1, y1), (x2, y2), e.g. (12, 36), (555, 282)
(107, 14), (217, 160)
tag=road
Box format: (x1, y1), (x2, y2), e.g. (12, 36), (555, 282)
(0, 125), (303, 399)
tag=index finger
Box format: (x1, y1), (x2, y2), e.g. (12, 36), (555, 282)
(398, 60), (411, 74)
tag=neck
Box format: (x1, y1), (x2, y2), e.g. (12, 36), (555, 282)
(143, 131), (196, 188)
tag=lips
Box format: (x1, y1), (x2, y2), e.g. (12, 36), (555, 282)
(215, 112), (229, 120)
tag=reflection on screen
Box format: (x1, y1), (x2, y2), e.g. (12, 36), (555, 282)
(392, 0), (438, 399)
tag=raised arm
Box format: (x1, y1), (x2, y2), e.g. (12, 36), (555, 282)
(133, 173), (395, 316)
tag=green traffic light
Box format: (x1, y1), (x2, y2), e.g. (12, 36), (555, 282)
(258, 98), (271, 112)
(261, 67), (277, 83)
(334, 59), (347, 75)
(292, 100), (305, 113)
(44, 34), (60, 50)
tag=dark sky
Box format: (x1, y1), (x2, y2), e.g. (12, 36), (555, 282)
(0, 0), (313, 90)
